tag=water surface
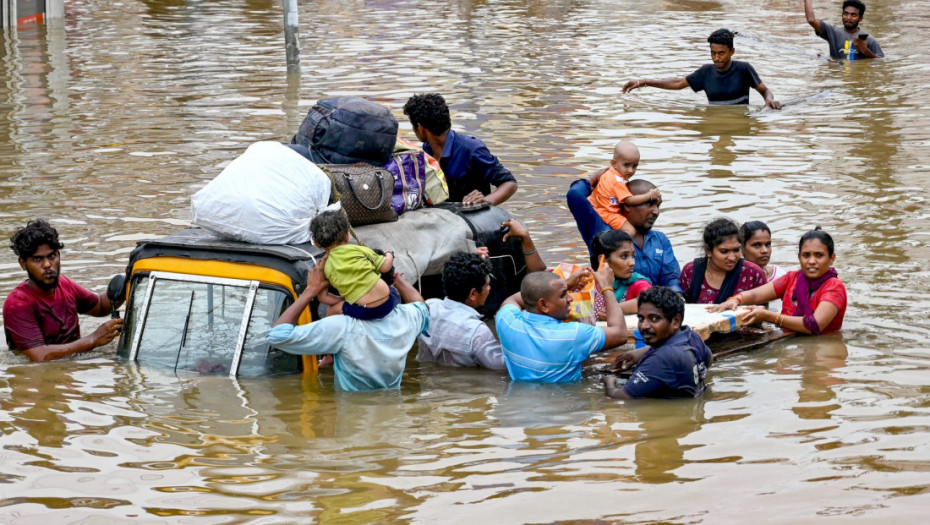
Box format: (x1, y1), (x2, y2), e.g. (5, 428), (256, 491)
(1, 0), (929, 522)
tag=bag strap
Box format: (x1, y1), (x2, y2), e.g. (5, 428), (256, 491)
(344, 171), (388, 211)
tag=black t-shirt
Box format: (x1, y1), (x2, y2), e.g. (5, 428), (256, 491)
(685, 61), (762, 105)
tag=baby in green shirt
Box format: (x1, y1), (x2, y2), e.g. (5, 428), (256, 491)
(310, 211), (398, 320)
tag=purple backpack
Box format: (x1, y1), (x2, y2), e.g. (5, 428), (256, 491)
(384, 150), (428, 214)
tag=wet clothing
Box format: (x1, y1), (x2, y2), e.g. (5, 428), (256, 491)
(768, 264), (789, 283)
(623, 326), (712, 399)
(685, 61), (762, 105)
(495, 304), (606, 383)
(417, 297), (505, 370)
(3, 276), (99, 351)
(680, 259), (767, 304)
(816, 21), (884, 60)
(592, 274), (652, 320)
(588, 166), (632, 230)
(773, 270), (847, 334)
(341, 287), (399, 320)
(324, 244), (386, 305)
(422, 130), (516, 202)
(267, 302), (429, 391)
(566, 179), (682, 294)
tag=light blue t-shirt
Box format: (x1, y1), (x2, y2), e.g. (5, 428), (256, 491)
(495, 304), (606, 383)
(267, 302), (429, 391)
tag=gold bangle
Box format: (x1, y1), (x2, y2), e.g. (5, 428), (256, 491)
(601, 287), (615, 296)
(775, 313), (783, 327)
(734, 293), (744, 305)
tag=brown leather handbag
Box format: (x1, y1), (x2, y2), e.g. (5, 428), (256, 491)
(318, 163), (398, 226)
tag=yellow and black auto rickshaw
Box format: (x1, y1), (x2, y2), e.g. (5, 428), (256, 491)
(116, 204), (528, 377)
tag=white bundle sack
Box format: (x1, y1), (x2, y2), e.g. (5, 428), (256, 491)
(191, 141), (332, 244)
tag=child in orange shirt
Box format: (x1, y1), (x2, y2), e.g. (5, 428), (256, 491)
(587, 141), (661, 235)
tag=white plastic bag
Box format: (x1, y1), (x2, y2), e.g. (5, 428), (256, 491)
(191, 141), (332, 244)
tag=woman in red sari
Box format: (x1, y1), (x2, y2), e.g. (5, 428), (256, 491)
(709, 228), (846, 335)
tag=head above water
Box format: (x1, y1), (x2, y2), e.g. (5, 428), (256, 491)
(403, 93), (452, 137)
(610, 141), (640, 180)
(843, 0), (866, 18)
(309, 210), (350, 249)
(590, 229), (635, 271)
(740, 220), (773, 268)
(707, 28), (736, 71)
(707, 28), (735, 50)
(798, 227), (835, 256)
(520, 271), (571, 320)
(11, 219), (64, 292)
(703, 217), (742, 253)
(622, 179), (660, 232)
(10, 218), (63, 259)
(637, 286), (684, 345)
(703, 217), (742, 273)
(442, 253), (492, 306)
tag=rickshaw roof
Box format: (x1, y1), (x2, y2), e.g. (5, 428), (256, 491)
(127, 228), (323, 291)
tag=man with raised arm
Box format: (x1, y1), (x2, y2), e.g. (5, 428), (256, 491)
(804, 0), (883, 60)
(567, 177), (683, 294)
(623, 29), (781, 109)
(495, 264), (628, 384)
(3, 219), (123, 362)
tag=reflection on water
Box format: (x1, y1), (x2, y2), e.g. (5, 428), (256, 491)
(2, 0), (930, 522)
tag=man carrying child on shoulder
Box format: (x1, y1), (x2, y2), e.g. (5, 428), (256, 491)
(587, 141), (661, 236)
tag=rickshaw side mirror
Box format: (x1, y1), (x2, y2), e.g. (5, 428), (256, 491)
(107, 274), (127, 319)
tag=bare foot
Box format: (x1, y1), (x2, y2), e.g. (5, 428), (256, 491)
(318, 354), (334, 368)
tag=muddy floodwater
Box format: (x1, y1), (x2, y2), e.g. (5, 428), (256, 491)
(1, 0), (929, 522)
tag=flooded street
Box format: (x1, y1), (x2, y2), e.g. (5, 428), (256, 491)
(2, 0), (930, 522)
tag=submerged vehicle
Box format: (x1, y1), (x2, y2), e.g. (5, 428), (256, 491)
(116, 204), (528, 377)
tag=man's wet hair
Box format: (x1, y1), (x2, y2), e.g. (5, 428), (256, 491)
(627, 179), (656, 195)
(702, 217), (741, 251)
(707, 28), (735, 50)
(590, 230), (634, 269)
(403, 93), (452, 136)
(520, 271), (560, 307)
(10, 219), (63, 258)
(739, 221), (771, 247)
(843, 0), (865, 16)
(442, 253), (491, 303)
(799, 227), (835, 256)
(310, 210), (350, 249)
(638, 286), (685, 323)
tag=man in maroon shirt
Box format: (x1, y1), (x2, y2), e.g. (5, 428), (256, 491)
(3, 219), (123, 362)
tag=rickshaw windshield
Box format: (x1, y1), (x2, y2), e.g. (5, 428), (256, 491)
(119, 272), (299, 377)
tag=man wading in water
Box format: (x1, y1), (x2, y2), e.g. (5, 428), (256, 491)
(803, 0), (884, 60)
(622, 29), (782, 109)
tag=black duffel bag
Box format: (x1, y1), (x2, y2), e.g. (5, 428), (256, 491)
(291, 97), (398, 166)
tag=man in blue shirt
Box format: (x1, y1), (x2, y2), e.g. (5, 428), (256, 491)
(495, 267), (628, 383)
(602, 286), (712, 399)
(567, 176), (683, 294)
(267, 264), (429, 391)
(403, 93), (517, 205)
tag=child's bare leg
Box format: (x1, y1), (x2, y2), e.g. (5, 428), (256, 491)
(318, 354), (334, 368)
(325, 301), (345, 317)
(619, 220), (636, 236)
